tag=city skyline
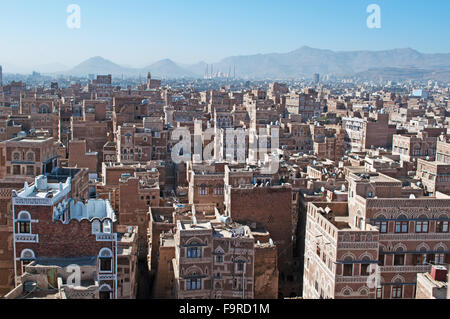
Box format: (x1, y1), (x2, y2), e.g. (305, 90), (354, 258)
(1, 0), (450, 72)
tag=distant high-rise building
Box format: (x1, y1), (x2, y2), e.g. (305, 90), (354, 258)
(313, 73), (320, 84)
(0, 65), (3, 86)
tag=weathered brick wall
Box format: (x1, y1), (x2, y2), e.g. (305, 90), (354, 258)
(0, 189), (14, 296)
(68, 140), (98, 173)
(153, 245), (175, 299)
(254, 245), (278, 299)
(229, 186), (293, 276)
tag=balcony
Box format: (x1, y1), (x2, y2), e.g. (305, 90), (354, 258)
(15, 233), (39, 243)
(98, 273), (117, 281)
(96, 233), (117, 242)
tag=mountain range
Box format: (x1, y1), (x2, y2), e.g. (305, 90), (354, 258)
(5, 47), (450, 81)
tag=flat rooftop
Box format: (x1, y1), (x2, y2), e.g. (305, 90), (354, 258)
(179, 220), (212, 231)
(16, 175), (71, 202)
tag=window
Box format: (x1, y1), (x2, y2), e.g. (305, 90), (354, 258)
(378, 254), (385, 266)
(435, 253), (445, 265)
(20, 249), (35, 274)
(214, 187), (223, 195)
(103, 220), (112, 233)
(99, 248), (113, 272)
(199, 186), (208, 196)
(376, 288), (383, 299)
(99, 285), (112, 299)
(394, 254), (405, 266)
(216, 255), (223, 263)
(20, 249), (35, 261)
(360, 257), (371, 276)
(187, 247), (202, 258)
(237, 262), (245, 272)
(416, 219), (428, 233)
(395, 217), (408, 233)
(186, 278), (202, 290)
(342, 256), (354, 276)
(343, 264), (353, 276)
(394, 248), (405, 266)
(436, 221), (449, 233)
(412, 254), (427, 265)
(26, 166), (34, 176)
(17, 211), (31, 234)
(26, 152), (35, 162)
(392, 286), (402, 299)
(92, 220), (101, 234)
(13, 165), (21, 175)
(375, 221), (388, 233)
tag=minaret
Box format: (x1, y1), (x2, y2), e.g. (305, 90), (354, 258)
(147, 72), (151, 88)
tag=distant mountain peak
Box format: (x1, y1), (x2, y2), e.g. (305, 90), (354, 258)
(52, 46), (449, 80)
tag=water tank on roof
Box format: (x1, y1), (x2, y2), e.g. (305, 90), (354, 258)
(35, 175), (48, 191)
(219, 215), (232, 226)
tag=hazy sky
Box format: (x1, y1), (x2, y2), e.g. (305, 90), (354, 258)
(0, 0), (449, 71)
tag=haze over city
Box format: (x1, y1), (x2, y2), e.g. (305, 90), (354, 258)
(1, 0), (450, 73)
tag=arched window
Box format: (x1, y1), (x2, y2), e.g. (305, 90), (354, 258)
(343, 256), (353, 276)
(26, 152), (35, 162)
(13, 152), (20, 161)
(394, 247), (405, 265)
(360, 256), (371, 276)
(199, 184), (208, 196)
(392, 279), (403, 299)
(343, 288), (351, 296)
(415, 215), (429, 233)
(214, 185), (224, 195)
(103, 220), (111, 234)
(375, 215), (387, 233)
(436, 215), (449, 233)
(187, 241), (202, 258)
(92, 220), (101, 234)
(17, 211), (31, 234)
(395, 215), (408, 233)
(435, 245), (446, 265)
(20, 249), (35, 275)
(99, 248), (113, 272)
(20, 249), (35, 260)
(99, 284), (112, 299)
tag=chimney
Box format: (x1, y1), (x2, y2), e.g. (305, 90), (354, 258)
(430, 265), (447, 282)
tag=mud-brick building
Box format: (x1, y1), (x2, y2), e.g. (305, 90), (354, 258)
(11, 175), (122, 299)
